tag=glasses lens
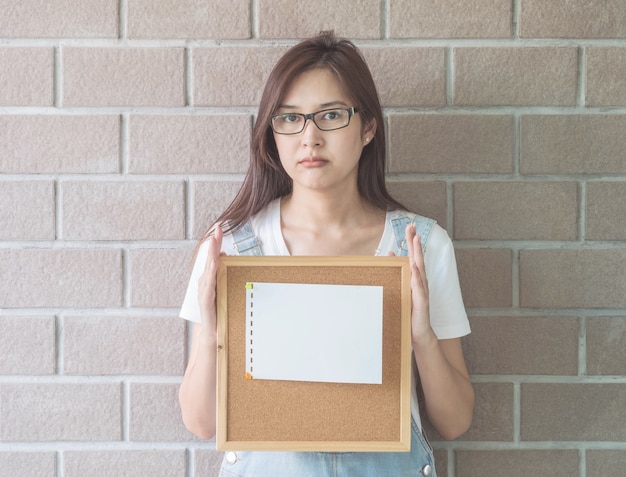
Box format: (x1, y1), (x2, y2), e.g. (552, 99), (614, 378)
(271, 114), (304, 134)
(313, 109), (350, 131)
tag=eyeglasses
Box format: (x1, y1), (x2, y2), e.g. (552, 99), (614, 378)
(270, 107), (359, 135)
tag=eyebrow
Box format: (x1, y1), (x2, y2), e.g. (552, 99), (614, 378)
(276, 100), (349, 111)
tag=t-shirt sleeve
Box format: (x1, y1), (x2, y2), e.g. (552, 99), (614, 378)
(179, 233), (235, 323)
(424, 225), (471, 340)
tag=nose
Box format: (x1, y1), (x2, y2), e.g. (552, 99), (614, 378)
(301, 117), (323, 146)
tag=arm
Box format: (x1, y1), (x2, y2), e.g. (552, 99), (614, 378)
(406, 224), (474, 440)
(178, 227), (223, 439)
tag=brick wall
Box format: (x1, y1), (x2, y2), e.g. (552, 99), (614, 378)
(1, 1), (625, 476)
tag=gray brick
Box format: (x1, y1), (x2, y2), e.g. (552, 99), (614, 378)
(0, 384), (121, 441)
(63, 316), (185, 375)
(64, 450), (186, 477)
(456, 450), (579, 477)
(0, 249), (123, 308)
(388, 114), (514, 174)
(0, 181), (55, 240)
(521, 115), (626, 174)
(521, 383), (626, 441)
(0, 452), (55, 477)
(0, 316), (55, 375)
(130, 383), (195, 441)
(454, 47), (578, 106)
(456, 249), (512, 308)
(465, 316), (579, 375)
(453, 182), (579, 240)
(61, 181), (185, 241)
(520, 250), (626, 309)
(587, 317), (626, 376)
(390, 0), (512, 39)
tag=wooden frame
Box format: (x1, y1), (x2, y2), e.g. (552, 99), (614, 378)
(215, 255), (412, 452)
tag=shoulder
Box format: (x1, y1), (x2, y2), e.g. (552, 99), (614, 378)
(424, 224), (456, 266)
(249, 198), (280, 229)
(385, 209), (437, 254)
(387, 209), (436, 233)
(221, 199), (282, 256)
(387, 209), (434, 222)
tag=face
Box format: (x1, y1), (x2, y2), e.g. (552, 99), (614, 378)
(272, 68), (376, 195)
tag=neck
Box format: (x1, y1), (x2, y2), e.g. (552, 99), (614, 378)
(281, 185), (381, 230)
(279, 186), (387, 256)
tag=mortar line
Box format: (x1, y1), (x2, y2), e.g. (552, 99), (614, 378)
(381, 0), (389, 39)
(469, 375), (626, 384)
(579, 316), (587, 376)
(119, 0), (128, 40)
(123, 248), (131, 308)
(579, 181), (586, 242)
(447, 449), (455, 477)
(512, 0), (520, 40)
(513, 382), (521, 443)
(0, 375), (184, 384)
(431, 441), (626, 451)
(54, 180), (62, 241)
(250, 0), (258, 39)
(186, 179), (194, 240)
(6, 37), (626, 48)
(185, 47), (193, 107)
(446, 46), (454, 107)
(54, 46), (63, 108)
(580, 448), (587, 477)
(512, 247), (520, 308)
(55, 314), (63, 376)
(446, 181), (454, 235)
(186, 448), (194, 477)
(122, 380), (130, 441)
(513, 113), (520, 176)
(578, 46), (586, 107)
(120, 113), (129, 174)
(56, 450), (64, 477)
(4, 105), (626, 116)
(0, 442), (218, 451)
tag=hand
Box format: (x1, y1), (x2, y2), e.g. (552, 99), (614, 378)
(405, 223), (435, 345)
(196, 226), (223, 337)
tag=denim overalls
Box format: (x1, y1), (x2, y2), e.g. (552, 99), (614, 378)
(220, 213), (437, 477)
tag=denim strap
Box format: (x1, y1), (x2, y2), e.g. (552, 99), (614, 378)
(390, 214), (436, 257)
(231, 221), (262, 256)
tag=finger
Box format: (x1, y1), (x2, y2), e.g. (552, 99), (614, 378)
(404, 224), (423, 292)
(203, 226), (223, 274)
(213, 225), (223, 254)
(198, 228), (223, 329)
(412, 233), (428, 292)
(413, 233), (424, 268)
(405, 223), (416, 260)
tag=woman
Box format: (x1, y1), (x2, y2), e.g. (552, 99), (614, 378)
(179, 31), (473, 476)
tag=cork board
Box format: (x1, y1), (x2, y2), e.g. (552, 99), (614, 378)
(215, 256), (412, 452)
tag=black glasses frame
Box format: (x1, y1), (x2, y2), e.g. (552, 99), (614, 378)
(270, 107), (360, 135)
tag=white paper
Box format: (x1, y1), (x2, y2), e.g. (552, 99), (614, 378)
(245, 282), (383, 384)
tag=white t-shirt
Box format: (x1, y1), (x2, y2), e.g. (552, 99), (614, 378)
(179, 198), (470, 429)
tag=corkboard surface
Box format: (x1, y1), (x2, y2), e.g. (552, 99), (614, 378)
(216, 256), (411, 451)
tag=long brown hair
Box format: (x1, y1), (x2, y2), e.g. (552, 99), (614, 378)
(200, 31), (405, 243)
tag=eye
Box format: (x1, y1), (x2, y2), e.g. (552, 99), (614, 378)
(281, 114), (301, 124)
(320, 110), (342, 121)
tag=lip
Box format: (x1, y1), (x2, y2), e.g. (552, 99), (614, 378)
(298, 156), (329, 168)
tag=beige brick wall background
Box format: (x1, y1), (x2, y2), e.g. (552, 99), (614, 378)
(1, 1), (625, 476)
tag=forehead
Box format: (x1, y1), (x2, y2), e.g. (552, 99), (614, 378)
(280, 68), (351, 107)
